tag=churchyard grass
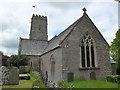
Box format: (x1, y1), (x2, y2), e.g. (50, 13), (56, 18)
(2, 72), (46, 88)
(58, 79), (118, 88)
(2, 80), (33, 88)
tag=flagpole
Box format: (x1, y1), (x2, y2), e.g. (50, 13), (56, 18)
(32, 5), (36, 14)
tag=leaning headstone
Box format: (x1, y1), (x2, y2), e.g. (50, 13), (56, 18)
(9, 67), (19, 85)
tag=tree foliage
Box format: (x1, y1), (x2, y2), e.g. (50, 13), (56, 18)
(0, 51), (3, 55)
(8, 55), (29, 68)
(110, 29), (120, 74)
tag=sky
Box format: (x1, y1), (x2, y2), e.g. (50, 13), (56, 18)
(0, 0), (119, 56)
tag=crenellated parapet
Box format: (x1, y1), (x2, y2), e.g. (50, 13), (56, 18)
(30, 14), (48, 41)
(32, 14), (47, 20)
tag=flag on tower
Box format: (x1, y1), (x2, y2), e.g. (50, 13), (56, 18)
(32, 6), (35, 8)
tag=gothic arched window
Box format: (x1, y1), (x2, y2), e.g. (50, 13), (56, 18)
(80, 33), (96, 68)
(50, 55), (55, 74)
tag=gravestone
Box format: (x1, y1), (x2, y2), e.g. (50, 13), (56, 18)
(0, 66), (9, 85)
(90, 71), (96, 80)
(9, 67), (19, 85)
(0, 66), (19, 86)
(67, 72), (74, 82)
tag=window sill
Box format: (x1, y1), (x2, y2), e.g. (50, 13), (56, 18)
(79, 67), (100, 70)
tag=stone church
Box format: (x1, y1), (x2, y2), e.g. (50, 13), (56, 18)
(19, 8), (114, 84)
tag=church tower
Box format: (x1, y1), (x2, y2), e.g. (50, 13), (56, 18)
(29, 14), (48, 41)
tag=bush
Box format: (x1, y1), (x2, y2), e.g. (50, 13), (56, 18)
(106, 75), (120, 83)
(19, 74), (30, 80)
(31, 72), (47, 88)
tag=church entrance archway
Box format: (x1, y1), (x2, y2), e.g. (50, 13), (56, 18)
(90, 71), (96, 80)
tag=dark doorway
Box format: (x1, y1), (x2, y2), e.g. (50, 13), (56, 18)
(90, 71), (96, 80)
(31, 62), (32, 67)
(46, 71), (48, 83)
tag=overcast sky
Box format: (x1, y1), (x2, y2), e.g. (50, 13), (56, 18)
(0, 0), (118, 56)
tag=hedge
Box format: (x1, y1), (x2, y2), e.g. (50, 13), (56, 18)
(106, 75), (120, 83)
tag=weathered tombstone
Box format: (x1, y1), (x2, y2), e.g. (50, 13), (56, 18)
(0, 66), (19, 86)
(67, 72), (74, 82)
(0, 66), (9, 85)
(9, 67), (19, 85)
(90, 71), (96, 80)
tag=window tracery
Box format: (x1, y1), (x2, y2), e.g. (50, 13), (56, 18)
(80, 33), (95, 68)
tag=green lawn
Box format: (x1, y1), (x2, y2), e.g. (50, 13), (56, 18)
(58, 80), (119, 88)
(2, 80), (33, 88)
(1, 72), (46, 89)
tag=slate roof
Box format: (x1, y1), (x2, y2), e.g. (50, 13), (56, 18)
(19, 38), (48, 55)
(41, 15), (84, 55)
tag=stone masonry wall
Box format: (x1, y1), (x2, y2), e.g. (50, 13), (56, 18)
(41, 48), (63, 84)
(61, 13), (112, 81)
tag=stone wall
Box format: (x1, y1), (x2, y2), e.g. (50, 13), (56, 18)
(27, 55), (40, 72)
(41, 48), (63, 84)
(61, 13), (112, 81)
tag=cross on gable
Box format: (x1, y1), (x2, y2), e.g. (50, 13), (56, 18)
(82, 8), (87, 13)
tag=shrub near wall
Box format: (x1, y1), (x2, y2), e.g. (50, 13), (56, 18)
(106, 75), (120, 83)
(19, 66), (31, 74)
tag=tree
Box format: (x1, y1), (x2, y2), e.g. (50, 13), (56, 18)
(0, 51), (3, 55)
(8, 55), (29, 68)
(110, 29), (120, 75)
